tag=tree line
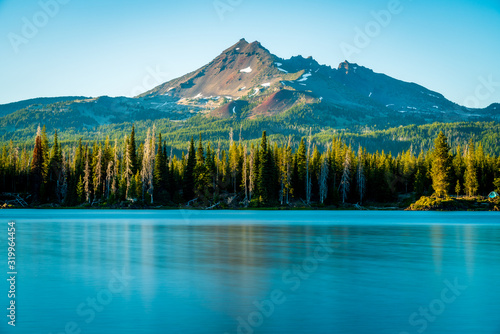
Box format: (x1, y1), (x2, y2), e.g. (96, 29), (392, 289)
(0, 125), (499, 207)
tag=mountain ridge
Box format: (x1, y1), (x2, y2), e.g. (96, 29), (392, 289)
(138, 39), (491, 124)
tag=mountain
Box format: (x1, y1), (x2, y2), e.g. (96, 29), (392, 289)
(139, 38), (495, 124)
(0, 39), (498, 149)
(142, 39), (281, 99)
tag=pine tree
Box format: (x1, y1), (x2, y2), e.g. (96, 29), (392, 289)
(280, 137), (292, 205)
(134, 171), (142, 199)
(257, 131), (273, 204)
(229, 140), (240, 194)
(452, 144), (465, 190)
(74, 138), (84, 178)
(128, 125), (138, 174)
(205, 143), (216, 198)
(294, 138), (307, 199)
(249, 144), (256, 201)
(141, 127), (155, 203)
(305, 131), (312, 204)
(356, 146), (366, 204)
(30, 127), (44, 201)
(47, 130), (63, 201)
(339, 151), (351, 204)
(40, 125), (50, 190)
(106, 160), (114, 200)
(183, 136), (196, 201)
(464, 139), (478, 197)
(83, 153), (91, 204)
(123, 136), (133, 200)
(194, 134), (210, 202)
(319, 153), (329, 204)
(242, 144), (249, 204)
(76, 175), (84, 203)
(414, 153), (427, 197)
(93, 147), (103, 200)
(154, 133), (166, 202)
(455, 180), (461, 197)
(111, 140), (120, 200)
(430, 131), (451, 197)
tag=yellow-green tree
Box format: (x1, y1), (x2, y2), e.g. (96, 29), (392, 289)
(430, 131), (451, 197)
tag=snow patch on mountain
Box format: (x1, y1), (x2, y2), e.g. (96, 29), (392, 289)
(240, 67), (252, 73)
(250, 88), (260, 97)
(297, 73), (311, 82)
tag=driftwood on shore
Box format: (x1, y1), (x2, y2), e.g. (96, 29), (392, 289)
(1, 193), (28, 208)
(206, 202), (220, 210)
(354, 203), (366, 210)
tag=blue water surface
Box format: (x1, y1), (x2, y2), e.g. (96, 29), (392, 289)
(0, 210), (499, 334)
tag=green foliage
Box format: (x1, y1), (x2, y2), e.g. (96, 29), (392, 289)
(1, 125), (499, 210)
(430, 132), (452, 197)
(409, 194), (496, 211)
(183, 136), (196, 201)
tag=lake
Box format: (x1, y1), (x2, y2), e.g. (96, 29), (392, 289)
(0, 210), (499, 334)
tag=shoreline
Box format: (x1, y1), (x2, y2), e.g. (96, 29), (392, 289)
(2, 195), (498, 212)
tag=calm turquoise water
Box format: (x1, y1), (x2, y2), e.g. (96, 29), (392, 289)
(0, 210), (499, 334)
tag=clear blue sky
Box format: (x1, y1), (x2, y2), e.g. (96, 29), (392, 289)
(0, 0), (499, 108)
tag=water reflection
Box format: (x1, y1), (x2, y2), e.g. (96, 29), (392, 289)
(1, 210), (499, 334)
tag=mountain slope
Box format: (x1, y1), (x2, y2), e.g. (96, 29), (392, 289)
(0, 96), (88, 117)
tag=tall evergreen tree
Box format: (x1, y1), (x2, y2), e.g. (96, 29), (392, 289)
(154, 133), (167, 202)
(183, 136), (196, 201)
(194, 134), (210, 202)
(339, 151), (351, 203)
(464, 139), (478, 197)
(430, 131), (451, 197)
(319, 153), (329, 204)
(257, 131), (274, 204)
(47, 130), (63, 202)
(294, 138), (307, 199)
(83, 152), (91, 204)
(141, 127), (155, 203)
(356, 146), (366, 204)
(30, 127), (44, 201)
(128, 125), (138, 174)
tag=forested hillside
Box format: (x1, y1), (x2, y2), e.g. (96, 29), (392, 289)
(1, 125), (499, 208)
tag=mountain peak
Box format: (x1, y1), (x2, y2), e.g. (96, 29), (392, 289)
(338, 60), (350, 74)
(338, 60), (362, 75)
(143, 38), (278, 99)
(226, 38), (249, 52)
(224, 39), (270, 56)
